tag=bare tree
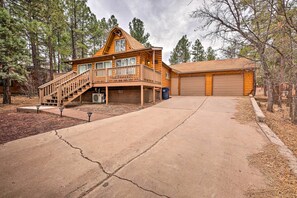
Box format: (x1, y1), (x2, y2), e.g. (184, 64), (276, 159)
(192, 0), (287, 112)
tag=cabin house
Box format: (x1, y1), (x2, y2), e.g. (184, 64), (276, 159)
(169, 58), (256, 96)
(38, 27), (171, 107)
(38, 26), (256, 107)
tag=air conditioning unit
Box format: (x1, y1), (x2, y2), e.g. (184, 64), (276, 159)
(92, 93), (105, 103)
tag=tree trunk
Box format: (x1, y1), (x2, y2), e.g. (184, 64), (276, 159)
(287, 84), (292, 107)
(2, 79), (11, 104)
(266, 78), (274, 112)
(48, 37), (53, 80)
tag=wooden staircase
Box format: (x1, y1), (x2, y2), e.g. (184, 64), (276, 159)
(39, 69), (92, 106)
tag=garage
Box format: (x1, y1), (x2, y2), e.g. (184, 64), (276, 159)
(213, 74), (243, 96)
(180, 76), (205, 96)
(171, 78), (179, 95)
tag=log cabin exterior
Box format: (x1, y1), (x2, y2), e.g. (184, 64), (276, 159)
(38, 27), (171, 107)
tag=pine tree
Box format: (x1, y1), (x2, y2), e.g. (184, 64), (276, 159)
(206, 47), (216, 60)
(0, 6), (28, 104)
(169, 35), (191, 64)
(129, 17), (151, 47)
(192, 39), (205, 61)
(107, 15), (118, 31)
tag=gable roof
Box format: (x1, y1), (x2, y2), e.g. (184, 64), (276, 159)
(170, 58), (256, 74)
(93, 26), (145, 57)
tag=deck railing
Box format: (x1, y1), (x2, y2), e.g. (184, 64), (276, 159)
(93, 64), (161, 84)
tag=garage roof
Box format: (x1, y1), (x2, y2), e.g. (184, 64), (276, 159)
(170, 58), (256, 74)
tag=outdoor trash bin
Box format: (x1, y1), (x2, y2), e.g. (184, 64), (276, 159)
(162, 87), (170, 100)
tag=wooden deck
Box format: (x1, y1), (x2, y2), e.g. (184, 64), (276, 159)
(38, 65), (162, 107)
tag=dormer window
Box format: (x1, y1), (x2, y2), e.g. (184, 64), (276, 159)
(115, 39), (126, 52)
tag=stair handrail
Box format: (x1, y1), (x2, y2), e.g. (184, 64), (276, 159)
(39, 71), (77, 104)
(38, 71), (76, 89)
(56, 69), (92, 106)
(58, 69), (90, 88)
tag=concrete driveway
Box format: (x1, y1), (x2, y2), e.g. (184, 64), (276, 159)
(0, 97), (268, 198)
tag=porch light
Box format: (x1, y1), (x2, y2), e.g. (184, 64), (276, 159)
(59, 106), (64, 117)
(36, 104), (41, 114)
(87, 112), (93, 122)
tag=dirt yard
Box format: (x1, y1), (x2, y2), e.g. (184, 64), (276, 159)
(0, 95), (85, 144)
(235, 98), (297, 197)
(0, 95), (153, 144)
(72, 102), (155, 116)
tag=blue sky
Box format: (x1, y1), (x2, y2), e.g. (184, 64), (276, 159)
(87, 0), (223, 64)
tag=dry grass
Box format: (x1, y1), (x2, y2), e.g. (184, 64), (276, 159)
(260, 104), (297, 158)
(234, 97), (256, 124)
(0, 95), (39, 112)
(246, 144), (297, 198)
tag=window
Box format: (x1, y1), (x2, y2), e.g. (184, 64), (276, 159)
(166, 72), (170, 80)
(95, 61), (112, 76)
(115, 57), (136, 75)
(78, 63), (92, 74)
(115, 39), (126, 52)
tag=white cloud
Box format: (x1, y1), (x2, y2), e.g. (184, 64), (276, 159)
(87, 0), (223, 64)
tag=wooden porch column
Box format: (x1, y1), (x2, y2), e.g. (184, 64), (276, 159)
(159, 87), (162, 101)
(106, 86), (109, 105)
(141, 85), (144, 107)
(79, 95), (82, 104)
(153, 50), (155, 83)
(153, 87), (156, 104)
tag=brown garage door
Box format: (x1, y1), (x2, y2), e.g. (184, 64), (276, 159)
(213, 74), (243, 96)
(180, 76), (205, 96)
(171, 78), (179, 95)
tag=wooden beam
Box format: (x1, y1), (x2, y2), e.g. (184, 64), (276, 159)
(106, 86), (109, 105)
(79, 95), (82, 104)
(141, 85), (144, 107)
(159, 87), (162, 101)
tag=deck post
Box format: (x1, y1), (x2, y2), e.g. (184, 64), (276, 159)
(89, 68), (93, 85)
(57, 85), (62, 106)
(105, 86), (109, 105)
(159, 87), (162, 101)
(39, 88), (43, 104)
(153, 50), (155, 83)
(105, 68), (108, 82)
(153, 87), (156, 104)
(141, 85), (144, 107)
(79, 95), (82, 104)
(140, 65), (144, 81)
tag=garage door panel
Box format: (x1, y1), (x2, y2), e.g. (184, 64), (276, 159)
(171, 78), (178, 96)
(181, 76), (205, 96)
(213, 75), (243, 96)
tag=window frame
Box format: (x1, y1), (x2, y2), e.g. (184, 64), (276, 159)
(78, 63), (92, 74)
(95, 61), (112, 76)
(115, 57), (137, 75)
(115, 39), (126, 52)
(166, 72), (170, 80)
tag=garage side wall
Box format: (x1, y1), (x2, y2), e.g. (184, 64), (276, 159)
(243, 71), (254, 95)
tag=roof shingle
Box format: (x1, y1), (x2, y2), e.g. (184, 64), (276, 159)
(170, 58), (256, 73)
